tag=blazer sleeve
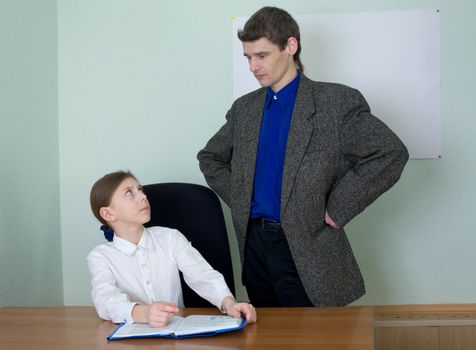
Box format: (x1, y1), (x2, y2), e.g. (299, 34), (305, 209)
(197, 108), (234, 206)
(326, 89), (409, 227)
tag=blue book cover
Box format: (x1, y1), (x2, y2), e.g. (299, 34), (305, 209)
(107, 315), (246, 341)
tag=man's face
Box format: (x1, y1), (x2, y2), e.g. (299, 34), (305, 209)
(243, 37), (297, 92)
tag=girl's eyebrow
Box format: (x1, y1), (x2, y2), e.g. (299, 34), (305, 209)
(122, 184), (142, 192)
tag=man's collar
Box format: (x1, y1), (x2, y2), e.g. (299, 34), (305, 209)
(265, 71), (301, 109)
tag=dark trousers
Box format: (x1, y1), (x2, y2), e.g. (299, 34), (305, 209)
(242, 220), (313, 307)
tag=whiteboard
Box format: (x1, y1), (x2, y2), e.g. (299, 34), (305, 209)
(232, 10), (441, 159)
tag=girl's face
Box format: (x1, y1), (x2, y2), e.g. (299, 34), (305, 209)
(104, 177), (150, 228)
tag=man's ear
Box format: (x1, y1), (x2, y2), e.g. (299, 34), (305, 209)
(286, 37), (299, 56)
(99, 207), (115, 223)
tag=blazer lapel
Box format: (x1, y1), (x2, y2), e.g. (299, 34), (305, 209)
(281, 76), (317, 212)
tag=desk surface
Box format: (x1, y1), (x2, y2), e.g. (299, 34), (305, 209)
(0, 306), (373, 350)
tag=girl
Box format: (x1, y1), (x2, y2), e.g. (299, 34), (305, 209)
(88, 170), (256, 327)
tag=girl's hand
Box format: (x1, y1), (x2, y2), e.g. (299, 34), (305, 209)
(147, 302), (179, 327)
(221, 296), (257, 324)
(132, 302), (179, 327)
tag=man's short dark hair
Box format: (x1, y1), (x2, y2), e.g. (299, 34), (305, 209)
(238, 6), (303, 72)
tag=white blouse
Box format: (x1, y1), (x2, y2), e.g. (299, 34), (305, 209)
(87, 226), (233, 323)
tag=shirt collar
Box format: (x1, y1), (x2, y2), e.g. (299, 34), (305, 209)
(112, 227), (155, 256)
(265, 71), (301, 109)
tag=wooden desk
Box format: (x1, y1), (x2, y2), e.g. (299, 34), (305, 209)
(0, 306), (374, 350)
(373, 304), (476, 350)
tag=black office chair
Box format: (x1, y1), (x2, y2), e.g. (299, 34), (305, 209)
(143, 182), (235, 307)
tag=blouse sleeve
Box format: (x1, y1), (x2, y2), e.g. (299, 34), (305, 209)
(87, 249), (137, 323)
(171, 230), (233, 309)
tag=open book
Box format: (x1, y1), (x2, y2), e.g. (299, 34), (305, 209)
(107, 315), (246, 340)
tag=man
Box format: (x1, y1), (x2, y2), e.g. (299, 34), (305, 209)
(197, 7), (408, 307)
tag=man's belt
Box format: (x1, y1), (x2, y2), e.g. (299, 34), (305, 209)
(251, 218), (282, 232)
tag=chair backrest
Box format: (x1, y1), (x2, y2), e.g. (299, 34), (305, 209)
(143, 182), (235, 307)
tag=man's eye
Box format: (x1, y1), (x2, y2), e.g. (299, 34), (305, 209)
(125, 190), (133, 196)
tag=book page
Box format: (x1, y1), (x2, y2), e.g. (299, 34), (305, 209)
(112, 316), (185, 338)
(174, 315), (243, 336)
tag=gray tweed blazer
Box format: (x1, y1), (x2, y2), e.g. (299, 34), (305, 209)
(197, 75), (408, 306)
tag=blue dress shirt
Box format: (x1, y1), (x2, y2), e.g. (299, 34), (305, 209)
(250, 72), (301, 221)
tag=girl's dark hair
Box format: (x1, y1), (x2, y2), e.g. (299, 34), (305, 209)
(90, 170), (137, 226)
(237, 6), (304, 72)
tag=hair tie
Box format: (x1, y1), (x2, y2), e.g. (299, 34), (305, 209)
(100, 225), (114, 242)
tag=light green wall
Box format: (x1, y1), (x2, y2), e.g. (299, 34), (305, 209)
(0, 0), (63, 306)
(3, 0), (475, 307)
(58, 0), (476, 306)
